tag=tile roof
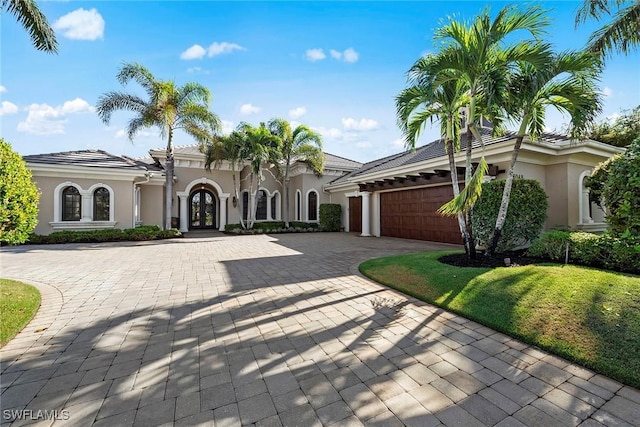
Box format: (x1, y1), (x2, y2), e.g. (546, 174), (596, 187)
(24, 149), (157, 171)
(329, 129), (574, 185)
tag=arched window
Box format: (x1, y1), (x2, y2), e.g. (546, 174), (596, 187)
(93, 187), (110, 221)
(270, 192), (279, 220)
(307, 190), (318, 221)
(256, 190), (267, 220)
(62, 186), (81, 221)
(242, 192), (249, 221)
(296, 191), (301, 221)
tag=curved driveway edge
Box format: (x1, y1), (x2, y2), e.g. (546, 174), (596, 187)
(1, 233), (638, 426)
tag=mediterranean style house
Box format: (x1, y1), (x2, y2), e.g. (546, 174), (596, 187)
(24, 130), (623, 244)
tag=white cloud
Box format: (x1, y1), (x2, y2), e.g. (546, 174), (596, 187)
(329, 49), (342, 60)
(0, 85), (6, 93)
(305, 48), (326, 62)
(343, 48), (359, 63)
(115, 129), (126, 139)
(606, 112), (621, 123)
(341, 117), (379, 131)
(288, 106), (307, 119)
(115, 128), (155, 139)
(181, 44), (207, 60)
(356, 141), (372, 148)
(208, 42), (245, 57)
(17, 97), (94, 135)
(240, 103), (260, 115)
(0, 101), (18, 116)
(53, 8), (104, 40)
(314, 126), (343, 140)
(601, 86), (613, 98)
(221, 120), (235, 135)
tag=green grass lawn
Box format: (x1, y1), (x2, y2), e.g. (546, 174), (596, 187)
(360, 251), (640, 388)
(0, 279), (41, 347)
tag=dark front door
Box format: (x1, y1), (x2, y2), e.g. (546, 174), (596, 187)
(349, 196), (362, 233)
(189, 189), (216, 229)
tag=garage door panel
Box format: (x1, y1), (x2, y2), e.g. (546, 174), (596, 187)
(380, 185), (462, 244)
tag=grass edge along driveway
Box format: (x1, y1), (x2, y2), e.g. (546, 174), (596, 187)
(359, 251), (640, 389)
(0, 278), (41, 347)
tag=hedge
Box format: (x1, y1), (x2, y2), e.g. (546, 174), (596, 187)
(26, 225), (182, 245)
(319, 204), (342, 231)
(224, 221), (320, 234)
(528, 231), (640, 274)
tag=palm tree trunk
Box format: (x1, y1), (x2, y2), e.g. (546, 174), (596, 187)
(446, 139), (472, 255)
(464, 128), (477, 259)
(164, 135), (174, 231)
(231, 168), (246, 229)
(284, 165), (291, 228)
(486, 135), (525, 255)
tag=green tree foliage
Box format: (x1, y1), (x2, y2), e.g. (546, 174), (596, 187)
(0, 139), (39, 244)
(576, 0), (640, 58)
(1, 0), (57, 53)
(586, 137), (640, 235)
(473, 179), (548, 251)
(588, 105), (640, 147)
(319, 204), (341, 232)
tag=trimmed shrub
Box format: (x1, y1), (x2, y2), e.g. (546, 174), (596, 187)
(0, 139), (40, 245)
(528, 230), (640, 274)
(26, 225), (180, 245)
(473, 179), (548, 251)
(319, 204), (342, 231)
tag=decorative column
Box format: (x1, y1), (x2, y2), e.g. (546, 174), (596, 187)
(177, 192), (188, 232)
(361, 191), (371, 237)
(80, 190), (92, 222)
(219, 195), (229, 231)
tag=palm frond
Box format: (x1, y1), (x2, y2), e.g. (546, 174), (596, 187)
(95, 92), (149, 124)
(3, 0), (58, 52)
(438, 157), (488, 216)
(587, 1), (640, 56)
(116, 62), (157, 95)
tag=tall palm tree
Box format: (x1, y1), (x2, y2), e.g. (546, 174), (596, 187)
(2, 0), (57, 52)
(235, 122), (281, 228)
(414, 5), (552, 258)
(267, 118), (324, 228)
(576, 0), (640, 58)
(396, 74), (474, 255)
(201, 133), (248, 228)
(96, 62), (220, 229)
(485, 51), (602, 255)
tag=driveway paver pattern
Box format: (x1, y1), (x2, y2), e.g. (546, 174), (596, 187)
(1, 233), (638, 426)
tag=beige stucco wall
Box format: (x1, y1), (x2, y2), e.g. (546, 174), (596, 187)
(138, 184), (164, 228)
(31, 174), (135, 235)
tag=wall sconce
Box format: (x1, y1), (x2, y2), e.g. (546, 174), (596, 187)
(232, 196), (237, 207)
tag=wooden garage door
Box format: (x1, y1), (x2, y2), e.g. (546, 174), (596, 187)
(349, 197), (362, 233)
(380, 185), (462, 244)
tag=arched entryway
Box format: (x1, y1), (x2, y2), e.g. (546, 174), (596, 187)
(189, 189), (216, 229)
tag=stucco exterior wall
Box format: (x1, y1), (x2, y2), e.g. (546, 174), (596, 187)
(544, 163), (569, 230)
(138, 184), (164, 228)
(31, 174), (135, 235)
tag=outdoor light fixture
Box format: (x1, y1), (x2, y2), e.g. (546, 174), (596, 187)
(232, 196), (237, 207)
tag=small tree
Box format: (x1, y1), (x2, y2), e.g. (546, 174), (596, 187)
(586, 137), (640, 236)
(473, 179), (548, 252)
(588, 105), (640, 147)
(0, 139), (39, 244)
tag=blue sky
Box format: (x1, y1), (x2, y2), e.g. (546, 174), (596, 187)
(2, 1), (639, 163)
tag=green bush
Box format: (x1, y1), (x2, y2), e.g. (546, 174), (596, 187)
(586, 137), (640, 236)
(26, 225), (179, 245)
(0, 139), (40, 245)
(319, 204), (342, 231)
(224, 221), (319, 234)
(473, 179), (548, 251)
(528, 230), (640, 274)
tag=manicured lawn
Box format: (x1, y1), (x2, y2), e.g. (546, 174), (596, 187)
(360, 251), (640, 388)
(0, 279), (41, 347)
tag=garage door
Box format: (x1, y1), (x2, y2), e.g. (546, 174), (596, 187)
(349, 197), (362, 233)
(380, 185), (462, 244)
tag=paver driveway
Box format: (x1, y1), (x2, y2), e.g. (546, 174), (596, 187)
(1, 233), (638, 427)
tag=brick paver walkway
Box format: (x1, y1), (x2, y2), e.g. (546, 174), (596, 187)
(1, 233), (638, 426)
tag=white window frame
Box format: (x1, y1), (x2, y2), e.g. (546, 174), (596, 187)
(306, 189), (320, 222)
(270, 190), (281, 221)
(50, 181), (117, 229)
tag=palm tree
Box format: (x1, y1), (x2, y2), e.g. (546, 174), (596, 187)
(396, 74), (474, 255)
(267, 118), (324, 228)
(2, 0), (57, 53)
(235, 122), (281, 228)
(414, 4), (552, 258)
(201, 133), (248, 228)
(96, 62), (220, 230)
(576, 0), (640, 58)
(485, 51), (602, 255)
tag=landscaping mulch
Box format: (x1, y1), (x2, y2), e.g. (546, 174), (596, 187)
(439, 250), (544, 268)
